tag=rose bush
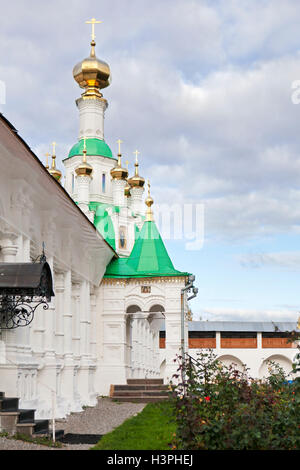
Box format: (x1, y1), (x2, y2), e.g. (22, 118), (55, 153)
(170, 347), (299, 450)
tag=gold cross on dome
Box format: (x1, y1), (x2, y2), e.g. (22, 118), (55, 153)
(117, 139), (123, 155)
(125, 160), (129, 170)
(52, 142), (56, 156)
(86, 17), (102, 41)
(133, 150), (140, 163)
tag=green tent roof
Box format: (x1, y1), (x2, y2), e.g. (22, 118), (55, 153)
(65, 138), (116, 160)
(104, 220), (189, 279)
(94, 204), (116, 250)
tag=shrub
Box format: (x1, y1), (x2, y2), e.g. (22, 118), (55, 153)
(170, 349), (300, 450)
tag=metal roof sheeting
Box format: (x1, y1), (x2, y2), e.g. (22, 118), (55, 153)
(160, 321), (299, 332)
(188, 321), (299, 333)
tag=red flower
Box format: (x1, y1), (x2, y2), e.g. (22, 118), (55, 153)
(204, 396), (210, 402)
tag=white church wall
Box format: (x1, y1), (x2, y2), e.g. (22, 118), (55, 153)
(188, 346), (298, 380)
(0, 117), (115, 419)
(96, 277), (187, 395)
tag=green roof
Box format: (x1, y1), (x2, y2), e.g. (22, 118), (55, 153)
(65, 138), (116, 160)
(104, 220), (189, 279)
(94, 204), (116, 250)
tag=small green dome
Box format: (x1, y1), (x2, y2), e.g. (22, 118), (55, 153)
(66, 138), (116, 160)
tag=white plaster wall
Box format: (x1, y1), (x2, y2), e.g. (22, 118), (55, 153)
(95, 277), (187, 395)
(187, 345), (298, 380)
(0, 120), (115, 419)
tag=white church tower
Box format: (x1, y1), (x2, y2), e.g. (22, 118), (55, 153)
(62, 19), (145, 256)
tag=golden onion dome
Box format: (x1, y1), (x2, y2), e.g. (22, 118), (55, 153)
(75, 141), (93, 177)
(75, 160), (93, 177)
(73, 40), (111, 97)
(48, 143), (62, 183)
(128, 151), (145, 188)
(110, 154), (128, 180)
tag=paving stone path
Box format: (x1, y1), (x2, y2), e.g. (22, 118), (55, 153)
(0, 397), (146, 451)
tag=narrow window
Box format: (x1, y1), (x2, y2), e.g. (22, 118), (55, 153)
(72, 173), (75, 192)
(119, 226), (127, 249)
(102, 173), (106, 193)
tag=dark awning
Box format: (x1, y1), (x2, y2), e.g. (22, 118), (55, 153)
(0, 262), (54, 300)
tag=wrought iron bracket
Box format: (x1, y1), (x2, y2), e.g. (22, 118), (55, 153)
(0, 295), (49, 330)
(0, 249), (54, 330)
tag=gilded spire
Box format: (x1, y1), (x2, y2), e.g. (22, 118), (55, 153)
(86, 17), (102, 42)
(111, 139), (128, 180)
(73, 18), (111, 98)
(48, 142), (62, 183)
(86, 17), (102, 58)
(134, 150), (140, 176)
(45, 152), (50, 170)
(145, 180), (154, 221)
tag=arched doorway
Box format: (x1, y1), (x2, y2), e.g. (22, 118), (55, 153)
(218, 354), (246, 373)
(126, 305), (142, 378)
(259, 354), (293, 379)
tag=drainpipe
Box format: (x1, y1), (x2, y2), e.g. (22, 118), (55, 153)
(180, 275), (198, 383)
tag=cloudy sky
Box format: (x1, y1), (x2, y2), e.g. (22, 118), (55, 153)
(1, 0), (300, 322)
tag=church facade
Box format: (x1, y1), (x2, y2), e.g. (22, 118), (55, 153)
(0, 30), (190, 419)
(0, 24), (298, 421)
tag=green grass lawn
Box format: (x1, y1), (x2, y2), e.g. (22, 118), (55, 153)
(91, 401), (176, 450)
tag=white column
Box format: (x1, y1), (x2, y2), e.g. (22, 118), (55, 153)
(77, 281), (94, 406)
(72, 284), (81, 358)
(0, 228), (19, 363)
(60, 270), (74, 415)
(112, 179), (127, 207)
(131, 317), (139, 377)
(0, 237), (18, 262)
(63, 270), (73, 357)
(54, 273), (65, 356)
(257, 332), (262, 349)
(216, 332), (221, 350)
(76, 175), (91, 215)
(90, 289), (97, 360)
(165, 311), (182, 384)
(77, 97), (108, 140)
(130, 187), (144, 215)
(43, 256), (56, 361)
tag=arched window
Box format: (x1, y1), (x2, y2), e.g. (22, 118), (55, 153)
(126, 305), (141, 314)
(149, 305), (165, 313)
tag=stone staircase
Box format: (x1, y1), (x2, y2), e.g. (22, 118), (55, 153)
(110, 378), (169, 403)
(0, 391), (64, 440)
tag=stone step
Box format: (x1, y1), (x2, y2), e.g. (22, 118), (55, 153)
(46, 429), (65, 441)
(111, 396), (169, 403)
(18, 409), (35, 424)
(114, 384), (168, 391)
(0, 397), (19, 412)
(112, 390), (169, 397)
(34, 419), (49, 435)
(16, 422), (35, 436)
(127, 379), (164, 385)
(57, 433), (100, 445)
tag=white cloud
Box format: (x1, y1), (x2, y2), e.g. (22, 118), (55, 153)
(1, 0), (300, 245)
(240, 251), (300, 270)
(200, 307), (298, 322)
